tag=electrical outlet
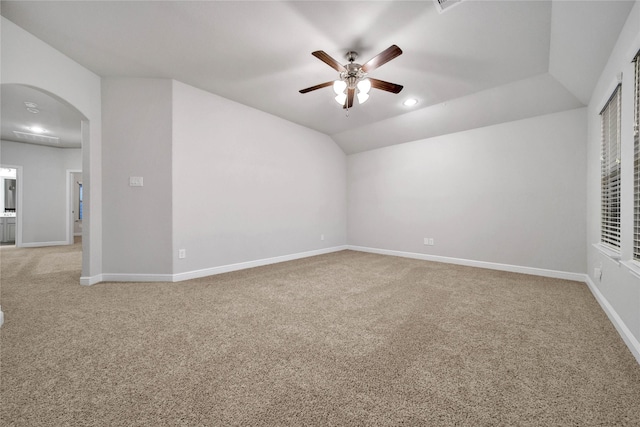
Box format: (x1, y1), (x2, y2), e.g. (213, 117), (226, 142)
(429, 238), (434, 246)
(594, 267), (602, 281)
(424, 238), (429, 245)
(178, 249), (186, 259)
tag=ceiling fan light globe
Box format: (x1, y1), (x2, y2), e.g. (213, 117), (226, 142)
(357, 78), (371, 94)
(333, 80), (347, 95)
(335, 93), (347, 105)
(357, 93), (369, 104)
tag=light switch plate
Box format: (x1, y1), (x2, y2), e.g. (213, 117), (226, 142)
(129, 176), (143, 187)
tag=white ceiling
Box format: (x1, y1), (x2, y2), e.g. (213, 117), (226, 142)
(1, 84), (84, 148)
(0, 0), (635, 153)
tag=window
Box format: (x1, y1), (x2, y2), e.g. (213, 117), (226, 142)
(433, 0), (464, 13)
(601, 84), (622, 250)
(633, 53), (640, 260)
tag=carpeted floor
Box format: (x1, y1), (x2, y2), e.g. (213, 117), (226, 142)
(1, 241), (640, 426)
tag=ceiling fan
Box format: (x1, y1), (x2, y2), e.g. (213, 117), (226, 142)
(299, 45), (404, 109)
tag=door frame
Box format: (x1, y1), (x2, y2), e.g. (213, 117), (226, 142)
(0, 164), (23, 247)
(66, 169), (82, 245)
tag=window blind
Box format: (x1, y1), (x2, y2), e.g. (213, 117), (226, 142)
(633, 53), (640, 260)
(435, 0), (462, 12)
(601, 84), (622, 249)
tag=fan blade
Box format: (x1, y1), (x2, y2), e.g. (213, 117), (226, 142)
(343, 87), (355, 109)
(361, 45), (403, 73)
(312, 51), (346, 72)
(369, 78), (404, 94)
(299, 81), (334, 94)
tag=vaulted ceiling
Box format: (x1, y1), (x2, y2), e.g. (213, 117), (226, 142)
(1, 1), (635, 153)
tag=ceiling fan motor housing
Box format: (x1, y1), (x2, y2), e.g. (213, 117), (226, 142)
(342, 62), (366, 89)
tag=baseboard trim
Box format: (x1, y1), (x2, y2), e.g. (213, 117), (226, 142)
(101, 273), (174, 283)
(83, 246), (349, 285)
(21, 240), (68, 248)
(173, 245), (349, 282)
(347, 245), (585, 281)
(584, 276), (640, 365)
(80, 274), (103, 286)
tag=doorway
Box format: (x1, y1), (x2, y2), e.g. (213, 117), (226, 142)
(0, 166), (19, 246)
(1, 84), (85, 252)
(67, 170), (82, 244)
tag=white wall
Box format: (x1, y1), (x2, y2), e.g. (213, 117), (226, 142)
(100, 78), (346, 278)
(101, 78), (173, 275)
(1, 17), (102, 280)
(587, 1), (640, 350)
(172, 81), (347, 274)
(1, 140), (81, 245)
(348, 108), (587, 274)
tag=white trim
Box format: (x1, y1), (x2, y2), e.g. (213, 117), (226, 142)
(620, 260), (640, 280)
(347, 245), (586, 281)
(173, 245), (349, 282)
(15, 166), (22, 248)
(593, 242), (622, 263)
(66, 170), (72, 245)
(584, 275), (640, 365)
(0, 305), (4, 327)
(21, 240), (68, 248)
(81, 245), (349, 285)
(101, 273), (174, 283)
(596, 77), (623, 114)
(80, 274), (102, 286)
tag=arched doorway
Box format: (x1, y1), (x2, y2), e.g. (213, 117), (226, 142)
(0, 83), (87, 260)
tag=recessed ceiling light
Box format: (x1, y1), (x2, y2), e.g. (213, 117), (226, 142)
(29, 126), (46, 134)
(26, 107), (40, 114)
(403, 98), (418, 107)
(24, 101), (38, 108)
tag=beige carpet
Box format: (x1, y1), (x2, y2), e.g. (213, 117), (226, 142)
(1, 241), (640, 426)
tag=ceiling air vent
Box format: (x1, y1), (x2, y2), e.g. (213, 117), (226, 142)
(434, 0), (464, 13)
(12, 131), (60, 144)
